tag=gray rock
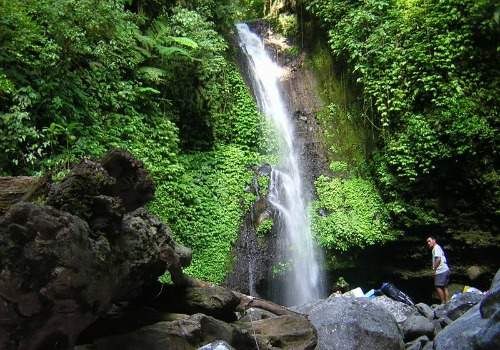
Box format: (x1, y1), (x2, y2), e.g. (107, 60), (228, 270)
(295, 297), (404, 350)
(371, 295), (417, 323)
(480, 270), (500, 319)
(473, 309), (500, 349)
(432, 319), (442, 336)
(402, 315), (435, 341)
(434, 292), (483, 320)
(490, 268), (500, 290)
(405, 335), (429, 350)
(422, 341), (433, 350)
(198, 340), (235, 350)
(239, 307), (277, 322)
(415, 303), (434, 320)
(434, 304), (489, 350)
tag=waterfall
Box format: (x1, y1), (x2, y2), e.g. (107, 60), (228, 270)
(236, 23), (325, 306)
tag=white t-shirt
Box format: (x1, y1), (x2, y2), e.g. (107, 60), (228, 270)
(432, 244), (449, 274)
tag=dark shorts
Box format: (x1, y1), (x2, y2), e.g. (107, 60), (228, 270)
(435, 270), (450, 287)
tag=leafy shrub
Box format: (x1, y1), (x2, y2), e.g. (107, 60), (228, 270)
(312, 175), (396, 252)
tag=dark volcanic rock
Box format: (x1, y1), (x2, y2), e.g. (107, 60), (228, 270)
(0, 203), (103, 350)
(81, 312), (316, 350)
(90, 313), (235, 350)
(101, 150), (155, 211)
(0, 151), (190, 350)
(47, 150), (154, 234)
(164, 286), (240, 322)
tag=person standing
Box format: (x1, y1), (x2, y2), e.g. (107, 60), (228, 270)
(426, 236), (450, 304)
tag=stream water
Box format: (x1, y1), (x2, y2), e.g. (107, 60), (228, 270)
(236, 23), (325, 306)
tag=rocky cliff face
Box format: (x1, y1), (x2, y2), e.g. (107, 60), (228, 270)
(227, 22), (329, 300)
(230, 20), (498, 304)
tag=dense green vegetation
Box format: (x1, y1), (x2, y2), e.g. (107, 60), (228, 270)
(1, 0), (498, 283)
(0, 0), (271, 283)
(305, 0), (499, 240)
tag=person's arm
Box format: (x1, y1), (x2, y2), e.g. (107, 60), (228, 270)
(433, 257), (441, 271)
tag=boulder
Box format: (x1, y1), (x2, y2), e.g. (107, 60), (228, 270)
(434, 292), (483, 320)
(473, 311), (500, 350)
(238, 307), (277, 322)
(0, 202), (108, 350)
(235, 314), (317, 349)
(47, 151), (154, 235)
(84, 312), (316, 350)
(415, 303), (434, 320)
(371, 295), (417, 323)
(101, 150), (155, 211)
(404, 335), (429, 350)
(294, 297), (404, 350)
(434, 304), (488, 349)
(0, 152), (191, 350)
(157, 286), (240, 322)
(401, 315), (435, 341)
(473, 270), (500, 350)
(479, 268), (500, 319)
(90, 314), (235, 350)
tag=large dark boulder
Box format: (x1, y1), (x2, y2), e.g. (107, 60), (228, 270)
(0, 203), (105, 350)
(158, 286), (240, 322)
(235, 314), (317, 349)
(101, 150), (155, 211)
(0, 151), (190, 350)
(294, 297), (404, 350)
(89, 314), (236, 350)
(46, 151), (154, 235)
(80, 312), (316, 350)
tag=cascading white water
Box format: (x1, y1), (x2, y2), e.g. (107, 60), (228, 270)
(236, 23), (324, 306)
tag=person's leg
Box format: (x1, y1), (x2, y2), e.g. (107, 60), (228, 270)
(444, 287), (449, 303)
(436, 287), (445, 304)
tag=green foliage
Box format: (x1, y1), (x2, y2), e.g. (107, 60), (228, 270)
(0, 0), (270, 285)
(149, 146), (261, 283)
(329, 161), (348, 174)
(271, 261), (291, 278)
(312, 175), (396, 252)
(256, 218), (273, 236)
(158, 271), (173, 285)
(308, 0), (499, 229)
